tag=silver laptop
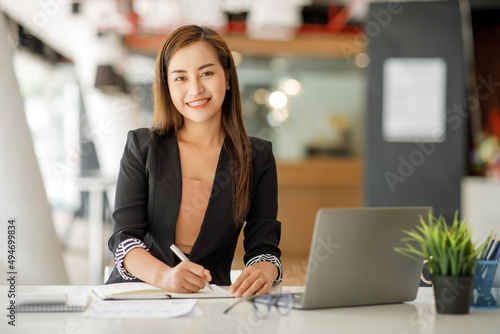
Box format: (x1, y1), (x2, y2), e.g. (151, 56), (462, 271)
(293, 207), (430, 309)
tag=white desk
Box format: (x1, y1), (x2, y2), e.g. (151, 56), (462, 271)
(3, 286), (500, 334)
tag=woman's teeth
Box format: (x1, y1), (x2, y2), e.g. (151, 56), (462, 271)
(187, 99), (209, 107)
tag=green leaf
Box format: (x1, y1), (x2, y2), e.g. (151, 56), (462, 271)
(393, 209), (490, 277)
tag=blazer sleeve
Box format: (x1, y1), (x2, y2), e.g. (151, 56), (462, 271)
(243, 139), (282, 266)
(108, 130), (151, 255)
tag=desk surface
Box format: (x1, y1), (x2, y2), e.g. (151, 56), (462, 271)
(3, 286), (499, 334)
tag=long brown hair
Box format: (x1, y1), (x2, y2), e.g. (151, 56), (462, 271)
(151, 25), (252, 226)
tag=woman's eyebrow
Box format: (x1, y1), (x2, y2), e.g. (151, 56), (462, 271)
(170, 63), (216, 74)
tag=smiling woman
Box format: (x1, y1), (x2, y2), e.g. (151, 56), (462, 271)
(167, 41), (228, 127)
(106, 25), (283, 298)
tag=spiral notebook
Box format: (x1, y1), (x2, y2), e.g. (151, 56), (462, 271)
(17, 293), (90, 312)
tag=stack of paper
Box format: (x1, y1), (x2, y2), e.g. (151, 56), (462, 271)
(88, 282), (234, 318)
(86, 298), (199, 318)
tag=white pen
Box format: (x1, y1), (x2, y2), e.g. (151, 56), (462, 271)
(170, 244), (213, 291)
(486, 237), (499, 261)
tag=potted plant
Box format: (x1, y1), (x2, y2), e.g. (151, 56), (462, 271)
(394, 210), (490, 314)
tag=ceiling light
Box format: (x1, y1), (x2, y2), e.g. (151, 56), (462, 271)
(267, 108), (290, 127)
(268, 91), (288, 109)
(355, 53), (370, 68)
(282, 79), (302, 96)
(254, 88), (268, 105)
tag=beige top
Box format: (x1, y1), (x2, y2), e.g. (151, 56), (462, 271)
(175, 178), (213, 255)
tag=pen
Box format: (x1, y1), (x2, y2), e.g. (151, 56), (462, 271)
(480, 232), (494, 261)
(170, 244), (213, 291)
(486, 237), (499, 261)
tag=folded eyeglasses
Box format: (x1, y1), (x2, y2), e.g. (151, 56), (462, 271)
(223, 293), (293, 318)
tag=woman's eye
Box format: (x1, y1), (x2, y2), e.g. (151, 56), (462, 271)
(174, 77), (186, 82)
(201, 71), (214, 77)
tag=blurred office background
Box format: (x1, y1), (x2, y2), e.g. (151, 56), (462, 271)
(0, 0), (499, 286)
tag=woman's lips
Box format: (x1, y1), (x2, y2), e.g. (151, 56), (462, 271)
(186, 98), (210, 107)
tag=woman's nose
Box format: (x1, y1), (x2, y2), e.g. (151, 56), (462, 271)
(188, 78), (204, 96)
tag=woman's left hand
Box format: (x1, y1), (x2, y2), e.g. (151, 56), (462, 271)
(228, 261), (277, 298)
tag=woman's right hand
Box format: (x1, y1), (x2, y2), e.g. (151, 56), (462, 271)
(157, 261), (212, 293)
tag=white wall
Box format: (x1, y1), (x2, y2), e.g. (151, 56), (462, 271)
(0, 12), (68, 285)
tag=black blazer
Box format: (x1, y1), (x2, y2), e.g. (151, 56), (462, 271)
(106, 128), (281, 286)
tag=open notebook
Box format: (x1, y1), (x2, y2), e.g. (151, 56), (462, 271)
(93, 282), (234, 300)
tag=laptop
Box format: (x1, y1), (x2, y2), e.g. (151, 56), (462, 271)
(293, 207), (430, 309)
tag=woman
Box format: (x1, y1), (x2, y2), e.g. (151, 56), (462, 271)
(106, 25), (282, 298)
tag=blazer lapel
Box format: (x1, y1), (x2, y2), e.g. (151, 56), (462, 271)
(152, 135), (182, 262)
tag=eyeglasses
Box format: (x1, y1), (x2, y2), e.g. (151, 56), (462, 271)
(223, 293), (294, 318)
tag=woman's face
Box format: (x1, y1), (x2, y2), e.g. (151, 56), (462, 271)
(167, 41), (228, 127)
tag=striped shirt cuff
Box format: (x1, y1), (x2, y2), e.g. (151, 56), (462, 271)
(246, 254), (283, 286)
(114, 238), (149, 280)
